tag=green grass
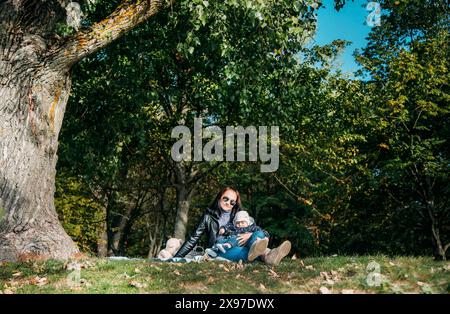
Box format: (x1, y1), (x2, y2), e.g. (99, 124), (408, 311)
(0, 255), (449, 294)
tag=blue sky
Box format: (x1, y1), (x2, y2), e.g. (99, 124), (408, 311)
(313, 0), (374, 74)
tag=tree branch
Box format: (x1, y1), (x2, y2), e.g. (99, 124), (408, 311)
(52, 0), (167, 69)
(444, 242), (450, 253)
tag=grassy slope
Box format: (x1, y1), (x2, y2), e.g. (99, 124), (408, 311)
(0, 256), (449, 294)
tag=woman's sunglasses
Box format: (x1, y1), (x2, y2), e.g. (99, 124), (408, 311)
(222, 196), (236, 206)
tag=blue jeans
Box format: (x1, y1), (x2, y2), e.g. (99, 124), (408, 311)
(217, 230), (267, 262)
(212, 235), (240, 251)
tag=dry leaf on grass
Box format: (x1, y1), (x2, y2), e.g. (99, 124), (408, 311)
(234, 260), (244, 270)
(29, 276), (47, 286)
(129, 280), (148, 289)
(218, 264), (230, 272)
(416, 281), (426, 286)
(269, 269), (279, 278)
(150, 265), (162, 271)
(80, 278), (91, 287)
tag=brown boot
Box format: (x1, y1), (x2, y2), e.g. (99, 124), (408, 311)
(263, 240), (291, 266)
(248, 238), (269, 262)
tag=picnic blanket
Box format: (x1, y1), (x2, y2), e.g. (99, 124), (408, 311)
(108, 256), (231, 263)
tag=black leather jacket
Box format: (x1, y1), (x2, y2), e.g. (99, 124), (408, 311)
(174, 207), (239, 258)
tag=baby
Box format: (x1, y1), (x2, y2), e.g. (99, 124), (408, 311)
(206, 210), (268, 258)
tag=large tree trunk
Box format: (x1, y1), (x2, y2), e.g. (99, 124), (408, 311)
(0, 0), (166, 262)
(171, 160), (222, 241)
(173, 184), (194, 241)
(0, 51), (79, 261)
(97, 204), (108, 258)
(108, 205), (133, 256)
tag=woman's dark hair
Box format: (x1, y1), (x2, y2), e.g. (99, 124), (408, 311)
(209, 186), (242, 214)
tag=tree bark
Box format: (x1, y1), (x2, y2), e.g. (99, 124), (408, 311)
(173, 182), (194, 241)
(0, 47), (78, 261)
(108, 204), (133, 256)
(170, 159), (222, 241)
(423, 175), (448, 261)
(0, 0), (167, 262)
(97, 205), (108, 258)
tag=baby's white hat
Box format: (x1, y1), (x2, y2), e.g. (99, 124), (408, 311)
(234, 210), (254, 225)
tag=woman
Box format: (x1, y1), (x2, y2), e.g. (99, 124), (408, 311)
(174, 187), (291, 266)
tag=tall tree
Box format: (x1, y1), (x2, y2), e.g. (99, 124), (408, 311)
(0, 0), (167, 262)
(355, 0), (449, 260)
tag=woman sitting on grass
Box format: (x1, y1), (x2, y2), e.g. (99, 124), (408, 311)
(174, 187), (291, 266)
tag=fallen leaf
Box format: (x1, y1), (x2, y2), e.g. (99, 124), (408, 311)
(319, 286), (331, 294)
(269, 269), (279, 278)
(134, 268), (141, 273)
(235, 260), (244, 270)
(291, 254), (297, 260)
(305, 265), (315, 270)
(12, 272), (22, 277)
(320, 272), (330, 280)
(3, 289), (14, 294)
(129, 281), (147, 289)
(259, 283), (267, 291)
(173, 270), (181, 276)
(417, 281), (425, 286)
(29, 276), (47, 286)
(8, 280), (20, 287)
(341, 289), (354, 294)
(150, 265), (162, 271)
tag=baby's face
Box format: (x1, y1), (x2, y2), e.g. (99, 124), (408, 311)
(235, 220), (248, 228)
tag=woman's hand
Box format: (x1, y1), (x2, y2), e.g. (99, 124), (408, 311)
(237, 232), (252, 246)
